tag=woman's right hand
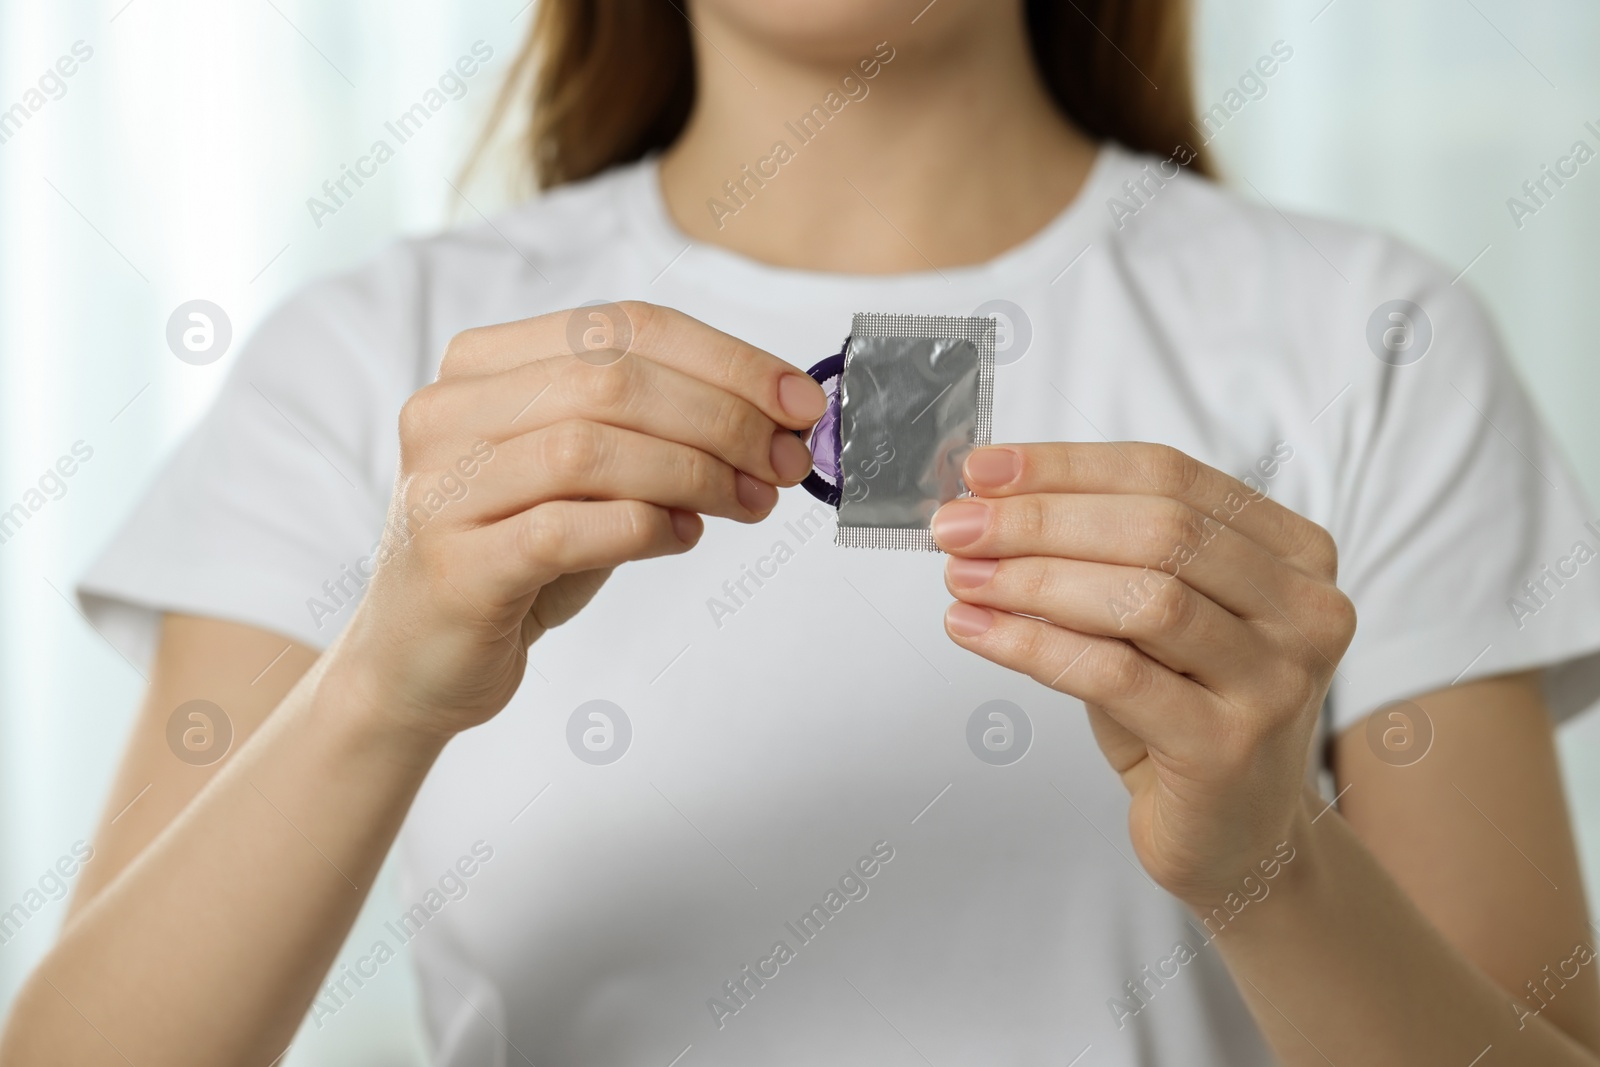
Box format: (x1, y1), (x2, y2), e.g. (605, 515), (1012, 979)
(332, 301), (827, 740)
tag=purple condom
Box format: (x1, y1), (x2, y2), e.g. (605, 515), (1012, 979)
(798, 339), (848, 506)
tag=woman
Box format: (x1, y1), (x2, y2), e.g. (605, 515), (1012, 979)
(6, 0), (1600, 1063)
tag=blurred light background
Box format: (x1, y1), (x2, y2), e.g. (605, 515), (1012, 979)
(0, 1), (1596, 1062)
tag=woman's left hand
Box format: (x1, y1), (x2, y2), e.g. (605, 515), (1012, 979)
(933, 442), (1356, 907)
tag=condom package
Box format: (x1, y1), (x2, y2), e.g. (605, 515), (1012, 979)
(800, 313), (996, 551)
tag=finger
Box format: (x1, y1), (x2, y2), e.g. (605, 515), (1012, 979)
(932, 492), (1315, 622)
(458, 421), (781, 525)
(959, 443), (1336, 580)
(437, 302), (828, 431)
(944, 554), (1271, 688)
(530, 568), (616, 631)
(413, 355), (815, 488)
(1084, 704), (1152, 780)
(942, 602), (1219, 748)
(466, 498), (703, 605)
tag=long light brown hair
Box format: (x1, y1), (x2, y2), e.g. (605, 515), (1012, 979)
(476, 0), (1210, 190)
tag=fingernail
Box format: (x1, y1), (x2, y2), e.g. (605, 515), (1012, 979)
(931, 500), (989, 549)
(778, 373), (827, 422)
(670, 509), (701, 544)
(770, 430), (814, 483)
(946, 557), (998, 588)
(946, 602), (994, 637)
(965, 447), (1021, 489)
(736, 473), (779, 514)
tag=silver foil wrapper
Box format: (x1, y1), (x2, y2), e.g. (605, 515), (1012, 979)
(835, 313), (996, 551)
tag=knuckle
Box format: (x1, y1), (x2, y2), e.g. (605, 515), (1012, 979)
(1144, 577), (1195, 636)
(713, 340), (747, 390)
(1312, 585), (1358, 652)
(613, 300), (658, 347)
(1011, 495), (1051, 542)
(1334, 588), (1357, 639)
(1255, 656), (1315, 713)
(397, 385), (446, 455)
(614, 299), (656, 328)
(1108, 567), (1164, 631)
(440, 325), (494, 376)
(1303, 522), (1340, 579)
(1018, 556), (1064, 605)
(1007, 619), (1055, 670)
(1283, 657), (1323, 704)
(620, 499), (665, 548)
(1141, 500), (1201, 562)
(1148, 444), (1202, 498)
(569, 360), (634, 412)
(540, 420), (604, 479)
(1051, 444), (1075, 485)
(1099, 644), (1152, 700)
(677, 445), (724, 500)
(706, 393), (760, 457)
(514, 506), (563, 565)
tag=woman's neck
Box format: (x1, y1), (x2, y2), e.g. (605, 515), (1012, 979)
(658, 4), (1098, 274)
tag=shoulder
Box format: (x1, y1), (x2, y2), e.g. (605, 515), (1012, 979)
(1091, 144), (1501, 396)
(1101, 145), (1451, 291)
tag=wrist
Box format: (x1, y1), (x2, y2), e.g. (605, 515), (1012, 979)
(313, 635), (455, 770)
(1181, 789), (1329, 940)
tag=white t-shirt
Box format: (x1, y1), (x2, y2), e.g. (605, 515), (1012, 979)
(79, 143), (1600, 1066)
